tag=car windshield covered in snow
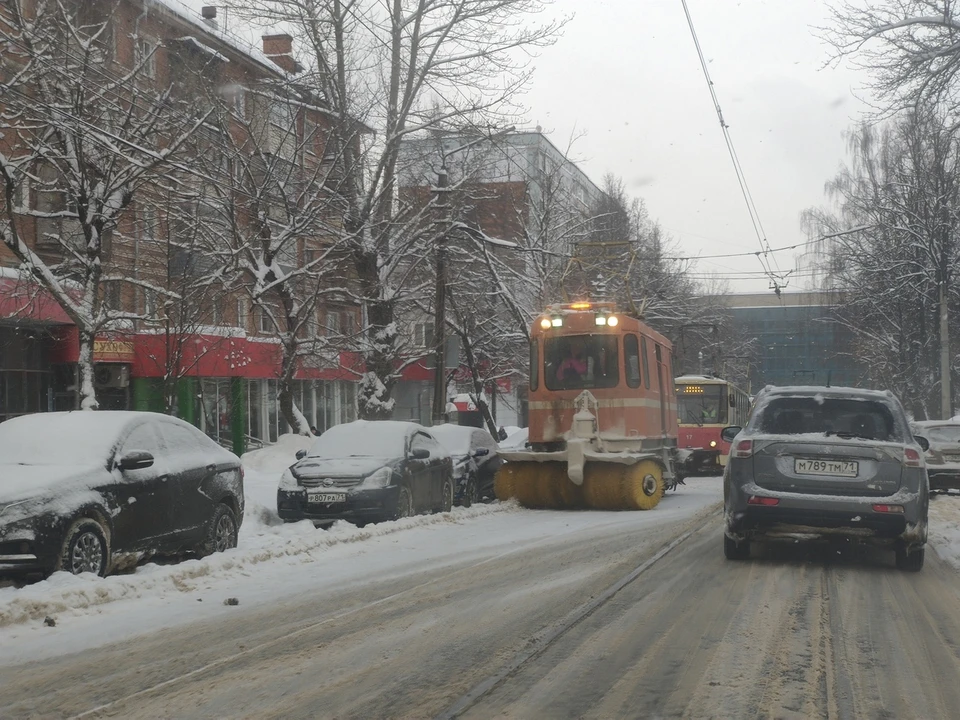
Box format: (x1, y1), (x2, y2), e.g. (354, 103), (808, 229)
(544, 334), (619, 390)
(306, 420), (411, 459)
(917, 424), (960, 443)
(755, 395), (901, 442)
(0, 411), (128, 467)
(429, 424), (474, 457)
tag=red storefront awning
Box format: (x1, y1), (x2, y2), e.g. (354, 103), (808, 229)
(0, 275), (74, 325)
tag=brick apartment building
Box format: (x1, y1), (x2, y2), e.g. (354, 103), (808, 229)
(396, 130), (606, 427)
(0, 0), (361, 452)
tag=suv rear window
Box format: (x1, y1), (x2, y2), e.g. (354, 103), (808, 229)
(756, 396), (900, 442)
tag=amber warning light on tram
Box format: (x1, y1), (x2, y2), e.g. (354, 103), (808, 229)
(678, 385), (704, 394)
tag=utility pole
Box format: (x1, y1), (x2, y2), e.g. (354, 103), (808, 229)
(941, 278), (951, 419)
(431, 165), (450, 426)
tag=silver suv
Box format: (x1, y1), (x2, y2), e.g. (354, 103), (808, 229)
(722, 386), (930, 571)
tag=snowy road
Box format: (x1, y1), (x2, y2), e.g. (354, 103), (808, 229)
(4, 482), (960, 718)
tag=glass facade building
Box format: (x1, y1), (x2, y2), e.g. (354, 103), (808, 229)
(725, 293), (867, 393)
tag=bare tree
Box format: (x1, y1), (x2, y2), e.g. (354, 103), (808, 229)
(192, 83), (350, 435)
(822, 1), (960, 118)
(0, 1), (207, 409)
(803, 111), (960, 417)
(226, 0), (565, 419)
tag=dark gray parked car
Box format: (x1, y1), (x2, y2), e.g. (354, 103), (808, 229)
(428, 424), (502, 507)
(0, 411), (244, 578)
(277, 420), (454, 526)
(722, 386), (930, 571)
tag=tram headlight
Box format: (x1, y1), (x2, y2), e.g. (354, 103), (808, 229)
(595, 316), (607, 326)
(540, 317), (552, 330)
(607, 315), (619, 327)
(710, 440), (717, 447)
(551, 317), (563, 327)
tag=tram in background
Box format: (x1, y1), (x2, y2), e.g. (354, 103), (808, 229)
(674, 374), (751, 476)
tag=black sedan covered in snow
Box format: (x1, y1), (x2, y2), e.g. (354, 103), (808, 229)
(0, 411), (244, 577)
(429, 424), (501, 506)
(277, 420), (454, 526)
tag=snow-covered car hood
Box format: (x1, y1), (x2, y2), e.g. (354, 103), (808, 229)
(0, 463), (105, 507)
(293, 456), (394, 480)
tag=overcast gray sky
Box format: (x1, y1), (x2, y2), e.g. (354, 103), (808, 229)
(522, 0), (873, 294)
(183, 0), (871, 294)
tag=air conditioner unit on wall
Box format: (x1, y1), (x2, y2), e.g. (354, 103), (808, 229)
(94, 364), (130, 389)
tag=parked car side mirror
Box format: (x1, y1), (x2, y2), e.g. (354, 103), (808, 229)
(720, 426), (742, 444)
(915, 435), (930, 452)
(296, 449), (308, 460)
(117, 451), (154, 471)
(474, 448), (490, 457)
(411, 448), (431, 460)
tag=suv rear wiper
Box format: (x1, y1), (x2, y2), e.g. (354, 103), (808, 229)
(825, 430), (874, 440)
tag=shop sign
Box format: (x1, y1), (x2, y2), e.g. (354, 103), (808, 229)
(94, 338), (135, 363)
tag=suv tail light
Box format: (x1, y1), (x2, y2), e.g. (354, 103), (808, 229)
(734, 440), (754, 458)
(903, 447), (921, 468)
(747, 495), (779, 506)
(873, 503), (904, 514)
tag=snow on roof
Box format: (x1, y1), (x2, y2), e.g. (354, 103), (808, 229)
(761, 385), (892, 398)
(174, 36), (230, 63)
(0, 411), (152, 467)
(149, 0), (280, 76)
(307, 420), (422, 459)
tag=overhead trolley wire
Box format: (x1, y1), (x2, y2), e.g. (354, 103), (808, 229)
(679, 0), (789, 294)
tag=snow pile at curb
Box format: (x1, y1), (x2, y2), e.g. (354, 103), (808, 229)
(929, 496), (960, 569)
(241, 434), (313, 475)
(0, 500), (518, 628)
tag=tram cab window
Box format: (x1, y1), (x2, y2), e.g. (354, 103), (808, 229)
(677, 384), (728, 425)
(544, 335), (619, 390)
(624, 334), (641, 388)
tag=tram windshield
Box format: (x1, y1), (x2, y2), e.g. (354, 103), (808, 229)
(677, 383), (728, 425)
(544, 335), (619, 390)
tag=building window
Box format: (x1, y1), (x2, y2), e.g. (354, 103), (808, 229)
(413, 322), (433, 349)
(136, 37), (157, 79)
(104, 281), (122, 312)
(142, 287), (158, 319)
(237, 299), (247, 330)
(233, 87), (246, 118)
(304, 115), (319, 156)
(306, 308), (320, 339)
(326, 310), (341, 335)
(211, 294), (223, 326)
(12, 175), (28, 212)
(257, 306), (272, 333)
(140, 204), (157, 243)
(341, 310), (356, 336)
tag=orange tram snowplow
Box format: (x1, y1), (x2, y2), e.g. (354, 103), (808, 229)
(494, 302), (685, 511)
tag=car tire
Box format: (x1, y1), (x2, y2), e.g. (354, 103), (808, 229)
(436, 476), (454, 513)
(196, 504), (239, 558)
(57, 518), (110, 577)
(724, 534), (750, 561)
(395, 485), (414, 520)
(896, 544), (924, 572)
(462, 475), (477, 508)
